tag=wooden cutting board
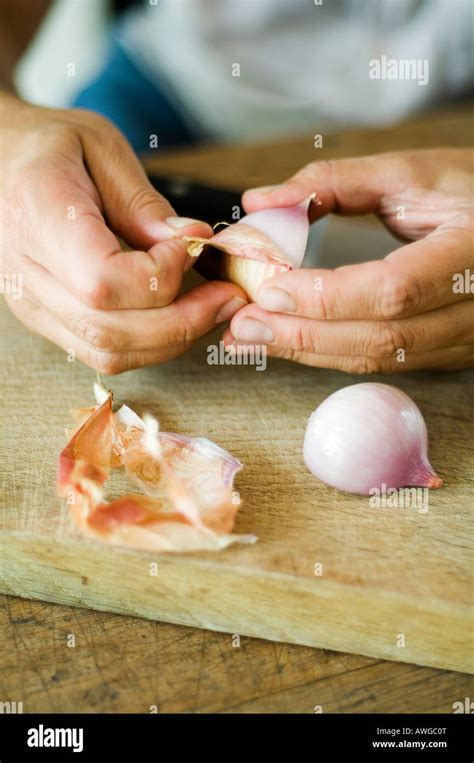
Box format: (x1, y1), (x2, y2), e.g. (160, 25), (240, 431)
(1, 110), (473, 674)
(1, 220), (473, 675)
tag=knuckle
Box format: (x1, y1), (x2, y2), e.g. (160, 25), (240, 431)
(368, 323), (406, 358)
(82, 113), (133, 158)
(349, 356), (384, 375)
(26, 124), (80, 159)
(180, 317), (197, 350)
(72, 315), (115, 352)
(103, 132), (128, 162)
(314, 287), (333, 320)
(50, 124), (79, 149)
(77, 277), (115, 310)
(276, 347), (301, 362)
(378, 269), (421, 319)
(170, 314), (196, 350)
(149, 265), (176, 307)
(126, 185), (162, 217)
(308, 158), (334, 180)
(290, 158), (334, 192)
(293, 320), (319, 353)
(80, 110), (116, 134)
(90, 350), (126, 376)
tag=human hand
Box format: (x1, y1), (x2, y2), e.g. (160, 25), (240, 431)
(0, 94), (246, 373)
(223, 149), (473, 373)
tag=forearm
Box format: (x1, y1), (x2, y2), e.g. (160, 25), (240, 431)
(0, 0), (51, 90)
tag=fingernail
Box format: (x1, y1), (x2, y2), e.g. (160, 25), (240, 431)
(257, 286), (297, 313)
(247, 184), (283, 195)
(233, 317), (274, 343)
(215, 297), (248, 324)
(165, 216), (204, 229)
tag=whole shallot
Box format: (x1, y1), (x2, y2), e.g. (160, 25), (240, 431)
(303, 383), (442, 495)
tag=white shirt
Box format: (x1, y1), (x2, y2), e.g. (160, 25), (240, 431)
(118, 0), (473, 141)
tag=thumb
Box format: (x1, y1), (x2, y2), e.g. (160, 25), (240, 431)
(242, 154), (397, 221)
(81, 123), (212, 249)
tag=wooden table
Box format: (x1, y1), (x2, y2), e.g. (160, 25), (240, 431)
(1, 106), (473, 713)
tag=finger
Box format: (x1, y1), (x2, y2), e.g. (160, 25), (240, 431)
(262, 343), (474, 374)
(15, 165), (199, 309)
(79, 117), (212, 250)
(221, 326), (474, 374)
(243, 151), (474, 241)
(242, 154), (399, 220)
(6, 294), (168, 374)
(8, 285), (247, 375)
(226, 300), (474, 359)
(20, 255), (248, 354)
(11, 124), (212, 309)
(254, 226), (473, 321)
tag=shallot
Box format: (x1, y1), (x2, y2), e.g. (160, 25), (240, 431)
(184, 196), (315, 300)
(303, 383), (442, 495)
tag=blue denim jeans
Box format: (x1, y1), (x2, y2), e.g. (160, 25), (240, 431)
(72, 39), (199, 153)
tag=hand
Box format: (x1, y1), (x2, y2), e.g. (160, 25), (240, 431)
(224, 149), (474, 373)
(0, 93), (247, 373)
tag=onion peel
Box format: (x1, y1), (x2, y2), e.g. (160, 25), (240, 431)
(57, 387), (256, 552)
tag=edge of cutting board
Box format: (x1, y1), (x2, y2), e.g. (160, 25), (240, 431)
(0, 531), (471, 674)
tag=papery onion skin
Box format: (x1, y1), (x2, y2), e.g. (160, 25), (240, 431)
(303, 383), (443, 495)
(58, 388), (256, 552)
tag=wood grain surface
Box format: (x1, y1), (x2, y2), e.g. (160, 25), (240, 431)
(1, 106), (473, 712)
(1, 594), (472, 713)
